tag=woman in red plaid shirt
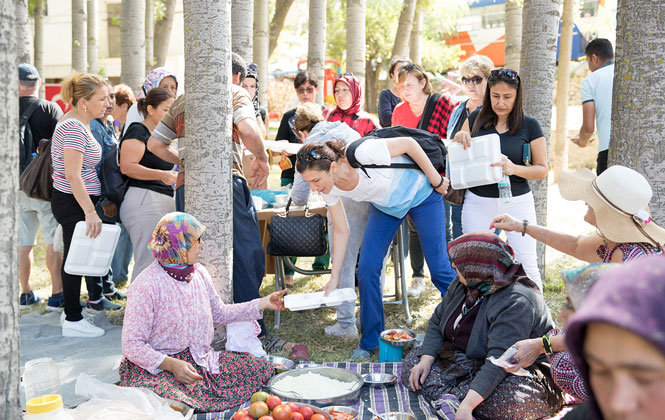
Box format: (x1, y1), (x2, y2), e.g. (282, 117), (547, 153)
(323, 73), (380, 136)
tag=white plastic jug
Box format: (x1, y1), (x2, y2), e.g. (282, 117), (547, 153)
(23, 358), (61, 404)
(25, 395), (73, 420)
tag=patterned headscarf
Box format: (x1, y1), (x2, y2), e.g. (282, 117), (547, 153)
(138, 67), (178, 99)
(246, 63), (261, 119)
(561, 263), (618, 310)
(447, 232), (540, 307)
(566, 256), (665, 420)
(149, 212), (206, 281)
(333, 73), (362, 115)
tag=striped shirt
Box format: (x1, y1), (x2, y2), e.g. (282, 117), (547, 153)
(51, 118), (102, 195)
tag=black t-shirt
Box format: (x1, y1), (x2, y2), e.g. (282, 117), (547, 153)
(275, 108), (300, 181)
(467, 111), (544, 198)
(19, 96), (63, 150)
(120, 122), (174, 197)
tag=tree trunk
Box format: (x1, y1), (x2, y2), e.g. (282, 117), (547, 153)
(253, 0), (269, 108)
(145, 0), (155, 72)
(308, 0), (326, 105)
(268, 0), (296, 58)
(87, 0), (99, 74)
(121, 0), (146, 95)
(16, 0), (31, 64)
(183, 0), (234, 335)
(520, 0), (561, 280)
(609, 0), (665, 222)
(72, 0), (87, 72)
(231, 0), (253, 63)
(409, 2), (423, 66)
(391, 0), (417, 59)
(33, 0), (45, 98)
(0, 1), (21, 417)
(553, 0), (575, 182)
(154, 0), (176, 68)
(365, 57), (379, 114)
(346, 0), (366, 95)
(504, 0), (522, 71)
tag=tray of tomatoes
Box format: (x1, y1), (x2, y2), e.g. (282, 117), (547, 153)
(233, 392), (331, 420)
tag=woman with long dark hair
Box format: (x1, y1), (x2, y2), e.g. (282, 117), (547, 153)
(452, 69), (548, 288)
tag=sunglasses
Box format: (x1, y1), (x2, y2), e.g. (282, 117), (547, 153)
(461, 75), (485, 86)
(335, 72), (355, 81)
(296, 149), (333, 163)
(297, 86), (315, 94)
(489, 69), (520, 81)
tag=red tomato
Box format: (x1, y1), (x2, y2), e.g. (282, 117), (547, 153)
(266, 395), (282, 411)
(258, 417), (274, 420)
(291, 413), (305, 420)
(271, 404), (293, 420)
(234, 415), (251, 420)
(299, 406), (314, 420)
(232, 410), (250, 420)
(311, 414), (326, 420)
(286, 402), (300, 412)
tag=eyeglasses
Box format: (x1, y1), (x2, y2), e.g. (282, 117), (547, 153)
(461, 75), (485, 86)
(296, 149), (333, 163)
(489, 69), (519, 81)
(297, 86), (315, 94)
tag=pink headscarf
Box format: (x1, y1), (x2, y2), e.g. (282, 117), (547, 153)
(137, 67), (178, 99)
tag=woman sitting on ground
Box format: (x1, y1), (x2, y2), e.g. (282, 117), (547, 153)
(296, 133), (457, 359)
(323, 72), (380, 136)
(491, 165), (664, 262)
(402, 232), (563, 420)
(120, 212), (287, 412)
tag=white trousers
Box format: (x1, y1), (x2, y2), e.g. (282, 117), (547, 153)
(461, 190), (542, 290)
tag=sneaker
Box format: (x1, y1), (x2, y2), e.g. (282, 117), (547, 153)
(407, 276), (426, 297)
(46, 295), (65, 312)
(86, 297), (122, 311)
(104, 290), (127, 300)
(351, 347), (373, 360)
(60, 311), (93, 326)
(62, 318), (105, 338)
(19, 291), (42, 308)
(325, 322), (359, 339)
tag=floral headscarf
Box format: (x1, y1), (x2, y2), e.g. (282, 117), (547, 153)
(138, 67), (178, 99)
(447, 232), (540, 307)
(149, 212), (206, 281)
(333, 73), (362, 115)
(246, 63), (261, 119)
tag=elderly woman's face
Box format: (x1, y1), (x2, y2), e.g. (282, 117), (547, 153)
(334, 81), (353, 111)
(158, 76), (178, 95)
(188, 236), (203, 264)
(461, 72), (488, 101)
(585, 322), (665, 420)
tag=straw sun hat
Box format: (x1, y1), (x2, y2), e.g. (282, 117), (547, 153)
(558, 165), (665, 248)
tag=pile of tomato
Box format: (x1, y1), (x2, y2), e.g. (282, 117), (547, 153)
(232, 392), (327, 420)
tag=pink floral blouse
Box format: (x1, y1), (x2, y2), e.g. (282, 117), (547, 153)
(121, 261), (263, 375)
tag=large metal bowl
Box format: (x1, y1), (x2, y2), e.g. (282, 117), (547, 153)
(268, 367), (364, 407)
(379, 329), (417, 347)
(322, 405), (358, 420)
(263, 354), (295, 374)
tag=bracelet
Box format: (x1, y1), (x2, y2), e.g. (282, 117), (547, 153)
(85, 210), (97, 217)
(522, 220), (528, 237)
(542, 333), (554, 354)
(432, 174), (445, 189)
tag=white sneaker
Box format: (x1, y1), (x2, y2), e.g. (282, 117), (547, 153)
(407, 276), (426, 297)
(62, 317), (105, 338)
(60, 310), (93, 326)
(325, 322), (359, 338)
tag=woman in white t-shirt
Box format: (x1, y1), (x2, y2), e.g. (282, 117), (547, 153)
(296, 136), (458, 359)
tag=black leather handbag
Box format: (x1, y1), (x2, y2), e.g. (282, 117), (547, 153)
(266, 198), (328, 257)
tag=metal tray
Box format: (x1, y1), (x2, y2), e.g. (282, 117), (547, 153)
(268, 367), (363, 407)
(379, 329), (417, 347)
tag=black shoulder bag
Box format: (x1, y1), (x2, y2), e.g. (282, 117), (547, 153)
(266, 198), (328, 257)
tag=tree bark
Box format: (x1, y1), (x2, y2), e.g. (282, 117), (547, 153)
(308, 0), (326, 105)
(0, 1), (21, 417)
(504, 0), (522, 71)
(391, 0), (417, 59)
(409, 2), (423, 66)
(16, 0), (31, 64)
(268, 0), (296, 58)
(154, 0), (176, 68)
(520, 0), (561, 280)
(33, 0), (45, 97)
(365, 56), (379, 114)
(231, 0), (253, 63)
(183, 0), (234, 328)
(121, 0), (146, 95)
(609, 0), (665, 222)
(146, 0), (155, 72)
(87, 0), (99, 74)
(253, 0), (269, 108)
(553, 0), (575, 182)
(72, 0), (87, 72)
(346, 0), (366, 94)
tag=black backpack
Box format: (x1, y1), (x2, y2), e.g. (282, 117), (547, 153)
(19, 101), (42, 174)
(345, 126), (448, 176)
(100, 143), (128, 206)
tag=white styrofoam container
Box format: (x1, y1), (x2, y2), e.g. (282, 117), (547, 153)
(64, 222), (121, 277)
(447, 133), (503, 189)
(284, 288), (357, 311)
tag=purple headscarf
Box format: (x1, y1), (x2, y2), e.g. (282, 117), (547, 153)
(138, 67), (178, 99)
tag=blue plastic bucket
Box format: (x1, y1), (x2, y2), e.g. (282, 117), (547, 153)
(379, 339), (404, 362)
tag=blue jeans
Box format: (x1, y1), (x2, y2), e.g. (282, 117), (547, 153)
(110, 223), (133, 284)
(447, 202), (463, 240)
(357, 191), (457, 351)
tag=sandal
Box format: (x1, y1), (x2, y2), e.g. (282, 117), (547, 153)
(260, 332), (287, 353)
(289, 344), (310, 361)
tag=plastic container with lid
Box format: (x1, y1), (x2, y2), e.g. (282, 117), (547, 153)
(447, 133), (503, 189)
(25, 395), (73, 420)
(64, 222), (121, 276)
(23, 357), (61, 404)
